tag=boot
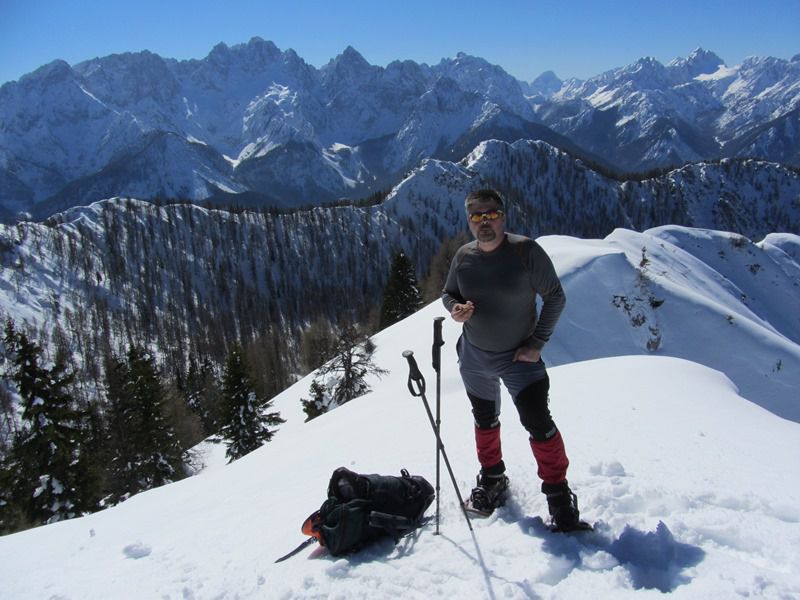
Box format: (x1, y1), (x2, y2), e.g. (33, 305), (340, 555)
(467, 471), (509, 515)
(542, 480), (580, 531)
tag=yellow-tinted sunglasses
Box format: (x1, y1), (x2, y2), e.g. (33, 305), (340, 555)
(468, 209), (504, 223)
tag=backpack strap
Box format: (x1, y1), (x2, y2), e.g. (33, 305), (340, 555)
(367, 469), (433, 540)
(368, 510), (418, 541)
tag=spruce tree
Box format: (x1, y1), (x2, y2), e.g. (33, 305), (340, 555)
(2, 321), (96, 526)
(104, 346), (185, 502)
(219, 345), (284, 462)
(103, 352), (138, 500)
(301, 380), (329, 422)
(0, 449), (25, 533)
(379, 252), (423, 329)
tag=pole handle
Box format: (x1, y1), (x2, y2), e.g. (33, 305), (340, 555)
(432, 317), (445, 372)
(403, 350), (425, 396)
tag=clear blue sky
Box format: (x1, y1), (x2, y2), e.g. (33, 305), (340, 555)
(1, 0), (798, 86)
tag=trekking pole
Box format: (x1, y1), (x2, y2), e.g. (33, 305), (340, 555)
(403, 350), (473, 532)
(431, 317), (445, 535)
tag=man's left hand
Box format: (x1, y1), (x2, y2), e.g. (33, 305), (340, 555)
(513, 346), (541, 363)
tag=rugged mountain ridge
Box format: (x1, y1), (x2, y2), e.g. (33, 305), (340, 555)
(534, 49), (800, 172)
(1, 41), (798, 221)
(2, 140), (798, 396)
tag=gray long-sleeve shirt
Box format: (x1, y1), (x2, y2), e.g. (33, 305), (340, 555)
(442, 233), (566, 353)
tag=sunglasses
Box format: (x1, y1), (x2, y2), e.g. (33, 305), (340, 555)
(468, 209), (504, 223)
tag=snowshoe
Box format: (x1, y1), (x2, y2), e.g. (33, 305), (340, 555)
(542, 480), (585, 532)
(549, 519), (594, 533)
(463, 473), (509, 517)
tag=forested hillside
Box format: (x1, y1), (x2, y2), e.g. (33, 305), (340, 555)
(3, 140), (798, 392)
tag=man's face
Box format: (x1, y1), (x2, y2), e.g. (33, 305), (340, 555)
(466, 200), (505, 246)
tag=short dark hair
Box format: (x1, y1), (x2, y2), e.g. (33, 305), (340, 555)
(465, 189), (505, 211)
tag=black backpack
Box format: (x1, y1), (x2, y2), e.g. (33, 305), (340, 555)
(281, 467), (434, 559)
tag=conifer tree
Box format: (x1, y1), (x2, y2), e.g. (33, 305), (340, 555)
(301, 380), (329, 422)
(2, 321), (97, 526)
(103, 352), (136, 499)
(312, 324), (388, 411)
(219, 345), (284, 462)
(184, 355), (223, 436)
(379, 252), (423, 329)
(0, 451), (23, 533)
(104, 346), (185, 502)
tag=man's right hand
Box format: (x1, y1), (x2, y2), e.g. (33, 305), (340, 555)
(451, 301), (475, 322)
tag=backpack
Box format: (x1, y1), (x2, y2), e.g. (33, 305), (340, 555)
(295, 467), (434, 558)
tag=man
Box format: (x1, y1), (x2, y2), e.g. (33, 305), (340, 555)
(441, 188), (581, 530)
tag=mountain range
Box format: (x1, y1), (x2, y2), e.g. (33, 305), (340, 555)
(1, 40), (798, 222)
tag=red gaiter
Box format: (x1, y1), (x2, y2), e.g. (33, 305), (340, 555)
(530, 430), (569, 485)
(474, 425), (502, 469)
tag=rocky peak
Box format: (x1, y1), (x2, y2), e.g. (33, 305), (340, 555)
(528, 70), (563, 98)
(669, 48), (725, 79)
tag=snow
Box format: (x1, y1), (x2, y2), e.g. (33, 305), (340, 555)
(538, 227), (800, 421)
(586, 87), (619, 108)
(3, 46), (799, 218)
(695, 66), (740, 82)
(1, 278), (799, 599)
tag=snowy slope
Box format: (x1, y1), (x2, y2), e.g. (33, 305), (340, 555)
(1, 282), (799, 595)
(541, 227), (800, 419)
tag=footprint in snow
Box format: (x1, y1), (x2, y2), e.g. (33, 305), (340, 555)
(123, 541), (152, 559)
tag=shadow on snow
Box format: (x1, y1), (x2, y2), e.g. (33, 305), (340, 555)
(523, 516), (705, 593)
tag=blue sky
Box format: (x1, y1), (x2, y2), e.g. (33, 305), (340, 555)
(1, 0), (798, 86)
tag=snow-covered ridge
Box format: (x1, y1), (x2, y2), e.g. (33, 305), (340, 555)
(535, 48), (800, 173)
(1, 139), (799, 413)
(541, 226), (800, 419)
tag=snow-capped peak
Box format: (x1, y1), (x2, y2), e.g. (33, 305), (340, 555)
(1, 43), (799, 220)
(668, 47), (725, 78)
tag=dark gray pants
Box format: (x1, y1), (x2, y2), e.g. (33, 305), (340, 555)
(458, 335), (557, 442)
